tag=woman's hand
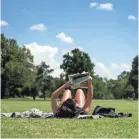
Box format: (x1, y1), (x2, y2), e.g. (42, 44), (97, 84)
(80, 81), (88, 87)
(81, 76), (92, 87)
(63, 82), (72, 88)
(88, 77), (92, 87)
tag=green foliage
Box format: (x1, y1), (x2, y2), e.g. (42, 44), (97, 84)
(60, 48), (95, 80)
(93, 75), (107, 99)
(124, 85), (135, 99)
(1, 33), (138, 100)
(111, 81), (125, 99)
(128, 55), (138, 98)
(35, 61), (54, 100)
(1, 33), (35, 98)
(117, 71), (134, 99)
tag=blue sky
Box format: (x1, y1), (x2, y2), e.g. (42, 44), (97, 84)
(1, 0), (138, 79)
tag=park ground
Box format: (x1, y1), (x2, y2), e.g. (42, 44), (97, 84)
(1, 99), (138, 138)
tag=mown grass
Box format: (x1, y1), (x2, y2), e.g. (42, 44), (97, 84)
(1, 99), (138, 138)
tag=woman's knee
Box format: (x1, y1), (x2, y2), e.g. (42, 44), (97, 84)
(64, 89), (72, 95)
(75, 89), (85, 100)
(61, 89), (72, 103)
(75, 89), (85, 106)
(75, 89), (84, 95)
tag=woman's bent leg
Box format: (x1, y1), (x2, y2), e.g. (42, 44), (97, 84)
(61, 89), (72, 103)
(75, 89), (86, 107)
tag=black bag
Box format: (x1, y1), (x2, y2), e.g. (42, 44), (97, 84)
(92, 105), (132, 118)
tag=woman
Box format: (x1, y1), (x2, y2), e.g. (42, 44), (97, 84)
(51, 78), (93, 118)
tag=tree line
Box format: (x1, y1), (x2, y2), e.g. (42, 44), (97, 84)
(1, 33), (138, 100)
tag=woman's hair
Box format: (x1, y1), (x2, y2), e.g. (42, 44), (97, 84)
(55, 98), (76, 118)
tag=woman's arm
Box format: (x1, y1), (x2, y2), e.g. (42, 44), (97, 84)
(51, 82), (71, 114)
(83, 78), (93, 113)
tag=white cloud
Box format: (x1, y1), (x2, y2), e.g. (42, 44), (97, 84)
(0, 20), (8, 27)
(93, 59), (113, 79)
(97, 3), (113, 11)
(90, 2), (98, 8)
(128, 15), (137, 21)
(92, 59), (131, 79)
(29, 24), (47, 32)
(56, 32), (73, 43)
(111, 63), (131, 72)
(25, 42), (63, 77)
(111, 63), (119, 69)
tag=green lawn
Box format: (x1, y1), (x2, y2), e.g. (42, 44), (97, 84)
(1, 99), (138, 138)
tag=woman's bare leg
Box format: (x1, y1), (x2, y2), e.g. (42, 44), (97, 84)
(75, 89), (86, 107)
(61, 89), (72, 103)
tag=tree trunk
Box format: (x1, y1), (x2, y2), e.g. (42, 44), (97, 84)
(1, 86), (6, 99)
(1, 79), (6, 99)
(135, 89), (138, 99)
(33, 96), (36, 100)
(44, 92), (46, 100)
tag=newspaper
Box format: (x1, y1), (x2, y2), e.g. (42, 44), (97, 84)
(68, 72), (91, 89)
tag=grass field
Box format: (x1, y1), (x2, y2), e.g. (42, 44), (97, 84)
(1, 99), (138, 138)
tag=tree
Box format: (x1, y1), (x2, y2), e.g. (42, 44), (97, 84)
(30, 85), (38, 100)
(93, 75), (105, 99)
(49, 75), (66, 98)
(128, 55), (138, 98)
(118, 71), (130, 81)
(60, 48), (95, 80)
(117, 71), (135, 99)
(124, 85), (134, 99)
(111, 81), (125, 99)
(36, 62), (54, 100)
(1, 33), (35, 98)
